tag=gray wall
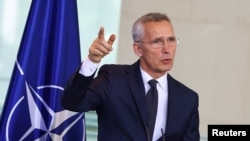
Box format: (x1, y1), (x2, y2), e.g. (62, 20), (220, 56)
(117, 0), (250, 138)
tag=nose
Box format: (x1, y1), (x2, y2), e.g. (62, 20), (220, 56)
(161, 40), (171, 49)
(161, 44), (170, 53)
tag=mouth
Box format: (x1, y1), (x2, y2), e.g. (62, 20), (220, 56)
(162, 58), (172, 64)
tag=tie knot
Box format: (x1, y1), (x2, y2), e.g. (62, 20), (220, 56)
(148, 79), (158, 88)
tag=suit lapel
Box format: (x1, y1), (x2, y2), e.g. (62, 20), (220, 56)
(126, 60), (148, 128)
(165, 74), (182, 137)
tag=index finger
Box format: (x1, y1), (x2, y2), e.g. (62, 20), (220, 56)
(98, 27), (105, 39)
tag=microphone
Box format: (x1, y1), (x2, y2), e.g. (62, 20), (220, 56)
(145, 126), (151, 141)
(161, 128), (166, 141)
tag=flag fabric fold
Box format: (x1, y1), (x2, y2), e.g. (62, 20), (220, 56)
(0, 0), (85, 140)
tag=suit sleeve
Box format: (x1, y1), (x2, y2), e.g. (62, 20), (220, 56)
(183, 93), (200, 141)
(61, 65), (112, 112)
(61, 71), (95, 112)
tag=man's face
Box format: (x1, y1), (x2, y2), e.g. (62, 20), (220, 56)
(134, 21), (177, 78)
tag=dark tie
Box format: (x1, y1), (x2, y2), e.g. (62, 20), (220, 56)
(146, 79), (158, 140)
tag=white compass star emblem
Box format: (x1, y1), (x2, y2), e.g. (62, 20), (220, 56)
(6, 81), (84, 141)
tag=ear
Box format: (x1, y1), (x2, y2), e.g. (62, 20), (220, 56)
(133, 43), (142, 57)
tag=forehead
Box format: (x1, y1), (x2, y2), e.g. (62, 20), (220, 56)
(143, 21), (174, 38)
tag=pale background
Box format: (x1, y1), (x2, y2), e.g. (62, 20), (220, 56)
(1, 0), (249, 141)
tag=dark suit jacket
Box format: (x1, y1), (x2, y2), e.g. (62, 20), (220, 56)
(61, 60), (200, 141)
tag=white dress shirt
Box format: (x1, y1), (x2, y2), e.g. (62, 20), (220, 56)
(140, 68), (168, 141)
(79, 57), (99, 76)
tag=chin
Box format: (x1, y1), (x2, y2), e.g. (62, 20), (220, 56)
(163, 64), (173, 71)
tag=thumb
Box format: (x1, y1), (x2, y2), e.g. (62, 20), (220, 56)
(107, 34), (116, 46)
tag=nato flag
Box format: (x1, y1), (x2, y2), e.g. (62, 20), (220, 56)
(0, 0), (85, 140)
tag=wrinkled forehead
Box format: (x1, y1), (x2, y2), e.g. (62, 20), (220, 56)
(142, 21), (175, 38)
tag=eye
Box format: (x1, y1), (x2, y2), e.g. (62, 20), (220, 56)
(152, 39), (163, 45)
(168, 37), (176, 42)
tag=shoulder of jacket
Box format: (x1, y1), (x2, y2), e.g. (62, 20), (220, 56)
(168, 74), (199, 97)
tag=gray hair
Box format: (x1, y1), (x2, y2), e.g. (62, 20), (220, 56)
(132, 12), (172, 42)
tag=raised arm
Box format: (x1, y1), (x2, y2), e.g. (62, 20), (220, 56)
(61, 27), (116, 111)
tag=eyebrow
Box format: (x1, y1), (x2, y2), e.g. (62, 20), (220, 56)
(151, 36), (175, 40)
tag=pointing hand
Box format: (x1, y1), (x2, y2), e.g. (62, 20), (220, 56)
(88, 27), (116, 63)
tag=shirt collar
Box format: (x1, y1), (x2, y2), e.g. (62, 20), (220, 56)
(140, 67), (168, 91)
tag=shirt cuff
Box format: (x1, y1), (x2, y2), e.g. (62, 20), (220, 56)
(79, 57), (99, 76)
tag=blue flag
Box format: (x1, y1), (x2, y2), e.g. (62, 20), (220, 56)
(0, 0), (85, 140)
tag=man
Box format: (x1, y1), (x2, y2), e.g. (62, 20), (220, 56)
(61, 12), (200, 141)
